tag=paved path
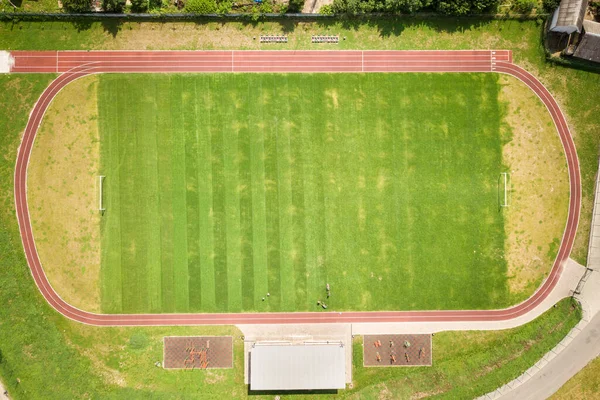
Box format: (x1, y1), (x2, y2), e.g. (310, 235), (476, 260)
(9, 50), (581, 326)
(499, 311), (600, 400)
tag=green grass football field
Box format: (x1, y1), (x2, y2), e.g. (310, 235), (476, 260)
(99, 73), (508, 314)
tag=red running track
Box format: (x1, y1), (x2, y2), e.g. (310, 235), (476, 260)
(11, 50), (580, 326)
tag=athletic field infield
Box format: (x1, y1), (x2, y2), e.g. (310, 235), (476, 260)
(98, 73), (510, 314)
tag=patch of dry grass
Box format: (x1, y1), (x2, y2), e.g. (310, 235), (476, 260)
(499, 75), (570, 299)
(28, 75), (101, 312)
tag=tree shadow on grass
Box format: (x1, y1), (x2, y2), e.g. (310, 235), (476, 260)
(44, 14), (532, 43)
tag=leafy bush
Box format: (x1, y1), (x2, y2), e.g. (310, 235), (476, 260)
(384, 0), (432, 13)
(130, 0), (162, 12)
(436, 0), (471, 14)
(287, 0), (305, 12)
(436, 0), (497, 14)
(184, 0), (217, 13)
(513, 0), (535, 12)
(61, 0), (92, 12)
(102, 0), (126, 12)
(542, 0), (559, 11)
(259, 0), (273, 13)
(331, 0), (377, 14)
(128, 334), (148, 350)
(216, 0), (232, 13)
(319, 3), (334, 13)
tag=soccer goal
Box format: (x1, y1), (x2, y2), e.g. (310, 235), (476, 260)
(98, 175), (106, 212)
(499, 172), (510, 208)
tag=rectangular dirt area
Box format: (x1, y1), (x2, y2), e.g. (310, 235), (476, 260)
(163, 336), (233, 369)
(363, 334), (432, 367)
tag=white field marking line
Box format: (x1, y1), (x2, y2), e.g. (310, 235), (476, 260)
(98, 175), (105, 211)
(232, 50), (234, 72)
(502, 172), (509, 207)
(362, 50), (364, 72)
(15, 57), (573, 325)
(56, 51), (58, 73)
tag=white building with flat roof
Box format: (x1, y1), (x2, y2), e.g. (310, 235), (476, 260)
(250, 343), (346, 391)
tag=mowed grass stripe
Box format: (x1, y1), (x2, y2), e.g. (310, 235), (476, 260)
(248, 80), (269, 310)
(170, 76), (190, 312)
(196, 78), (217, 312)
(142, 81), (162, 312)
(222, 82), (243, 312)
(99, 73), (509, 313)
(289, 77), (308, 310)
(303, 79), (330, 306)
(238, 80), (255, 311)
(182, 77), (202, 310)
(155, 78), (176, 312)
(273, 76), (296, 311)
(99, 77), (122, 313)
(263, 80), (282, 310)
(210, 78), (229, 311)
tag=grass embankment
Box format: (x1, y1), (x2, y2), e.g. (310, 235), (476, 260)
(98, 72), (508, 313)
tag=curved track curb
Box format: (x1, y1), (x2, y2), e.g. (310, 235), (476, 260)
(12, 50), (581, 326)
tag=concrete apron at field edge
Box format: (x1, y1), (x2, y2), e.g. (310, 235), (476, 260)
(0, 52), (14, 73)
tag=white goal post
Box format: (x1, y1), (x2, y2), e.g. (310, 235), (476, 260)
(99, 175), (106, 212)
(500, 172), (509, 207)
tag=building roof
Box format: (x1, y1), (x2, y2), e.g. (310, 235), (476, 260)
(250, 344), (346, 391)
(550, 0), (589, 33)
(574, 21), (600, 63)
(583, 19), (600, 35)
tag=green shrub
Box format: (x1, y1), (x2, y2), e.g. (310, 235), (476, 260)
(184, 0), (217, 13)
(287, 0), (305, 12)
(319, 3), (334, 13)
(542, 0), (559, 11)
(259, 0), (273, 13)
(128, 334), (148, 350)
(513, 0), (536, 12)
(436, 0), (471, 14)
(216, 0), (232, 13)
(61, 0), (92, 12)
(102, 0), (126, 12)
(384, 0), (432, 13)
